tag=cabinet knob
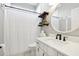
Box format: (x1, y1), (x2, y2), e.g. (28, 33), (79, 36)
(38, 48), (39, 52)
(36, 42), (39, 44)
(0, 46), (2, 48)
(43, 53), (44, 56)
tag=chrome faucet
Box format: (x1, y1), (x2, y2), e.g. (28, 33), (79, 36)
(63, 36), (68, 41)
(56, 34), (68, 41)
(56, 34), (62, 40)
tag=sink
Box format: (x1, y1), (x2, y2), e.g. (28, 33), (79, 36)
(38, 36), (69, 44)
(68, 36), (79, 43)
(41, 36), (69, 45)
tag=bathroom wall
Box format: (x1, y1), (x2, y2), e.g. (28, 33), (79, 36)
(36, 3), (50, 13)
(4, 7), (41, 55)
(42, 4), (58, 35)
(0, 4), (4, 44)
(0, 4), (4, 56)
(2, 3), (51, 55)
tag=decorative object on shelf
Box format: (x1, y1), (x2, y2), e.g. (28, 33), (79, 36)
(38, 11), (49, 27)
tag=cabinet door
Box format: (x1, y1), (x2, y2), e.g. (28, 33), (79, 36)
(43, 52), (48, 56)
(0, 47), (4, 56)
(57, 52), (65, 56)
(47, 47), (57, 56)
(36, 47), (39, 56)
(37, 48), (49, 56)
(36, 47), (44, 56)
(38, 48), (44, 56)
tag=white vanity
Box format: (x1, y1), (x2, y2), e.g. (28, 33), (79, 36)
(36, 36), (79, 56)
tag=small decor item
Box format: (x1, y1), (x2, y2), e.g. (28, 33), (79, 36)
(38, 11), (49, 19)
(38, 11), (49, 27)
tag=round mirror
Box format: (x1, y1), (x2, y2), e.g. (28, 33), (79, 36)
(51, 3), (79, 33)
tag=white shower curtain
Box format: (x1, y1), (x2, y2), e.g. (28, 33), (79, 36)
(4, 7), (41, 55)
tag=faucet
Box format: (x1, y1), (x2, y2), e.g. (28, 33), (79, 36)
(56, 34), (62, 40)
(63, 36), (68, 41)
(56, 34), (68, 41)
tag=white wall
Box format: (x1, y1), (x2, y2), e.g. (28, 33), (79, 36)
(0, 4), (4, 44)
(36, 3), (50, 13)
(4, 7), (41, 55)
(0, 4), (4, 56)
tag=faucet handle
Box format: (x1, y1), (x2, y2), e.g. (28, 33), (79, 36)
(63, 37), (66, 41)
(63, 36), (68, 41)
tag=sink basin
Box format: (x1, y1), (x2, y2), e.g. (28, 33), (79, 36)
(38, 36), (69, 44)
(41, 37), (69, 45)
(68, 36), (79, 43)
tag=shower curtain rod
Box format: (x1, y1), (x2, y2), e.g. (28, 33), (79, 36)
(4, 5), (41, 14)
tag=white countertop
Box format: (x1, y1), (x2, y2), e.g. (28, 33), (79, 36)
(37, 37), (79, 56)
(0, 44), (5, 47)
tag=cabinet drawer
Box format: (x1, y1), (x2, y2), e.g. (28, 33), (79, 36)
(57, 53), (63, 56)
(57, 52), (66, 56)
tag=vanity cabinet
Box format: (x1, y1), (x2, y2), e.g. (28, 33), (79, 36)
(57, 52), (65, 56)
(36, 42), (48, 56)
(0, 46), (4, 56)
(36, 47), (48, 56)
(36, 41), (65, 56)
